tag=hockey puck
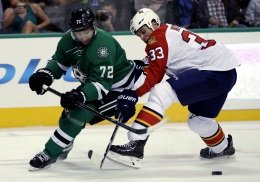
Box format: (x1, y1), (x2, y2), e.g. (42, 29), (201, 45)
(88, 150), (93, 159)
(212, 171), (222, 175)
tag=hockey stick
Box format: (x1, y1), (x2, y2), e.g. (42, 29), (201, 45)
(99, 117), (122, 169)
(43, 86), (148, 134)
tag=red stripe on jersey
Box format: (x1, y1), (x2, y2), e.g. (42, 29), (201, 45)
(135, 107), (162, 126)
(201, 125), (225, 147)
(136, 24), (169, 97)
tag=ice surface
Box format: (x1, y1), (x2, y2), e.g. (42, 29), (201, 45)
(0, 122), (260, 182)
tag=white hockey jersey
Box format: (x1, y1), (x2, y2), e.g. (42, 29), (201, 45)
(136, 24), (240, 96)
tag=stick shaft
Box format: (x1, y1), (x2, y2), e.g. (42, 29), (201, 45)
(44, 86), (147, 134)
(100, 121), (120, 169)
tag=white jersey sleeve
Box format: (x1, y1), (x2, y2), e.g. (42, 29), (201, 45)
(164, 24), (240, 76)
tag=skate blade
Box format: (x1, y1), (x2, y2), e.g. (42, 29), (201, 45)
(107, 151), (142, 169)
(28, 164), (51, 171)
(200, 153), (236, 160)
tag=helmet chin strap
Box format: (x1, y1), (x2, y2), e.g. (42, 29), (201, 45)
(70, 31), (78, 41)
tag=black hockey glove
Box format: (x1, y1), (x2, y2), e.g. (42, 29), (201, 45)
(60, 89), (86, 110)
(29, 69), (54, 95)
(115, 90), (138, 123)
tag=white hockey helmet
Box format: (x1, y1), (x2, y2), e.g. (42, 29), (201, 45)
(130, 8), (161, 34)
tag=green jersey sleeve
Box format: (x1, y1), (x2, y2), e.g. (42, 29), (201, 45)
(45, 32), (82, 79)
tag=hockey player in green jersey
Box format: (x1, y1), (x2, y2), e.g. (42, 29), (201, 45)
(28, 6), (145, 170)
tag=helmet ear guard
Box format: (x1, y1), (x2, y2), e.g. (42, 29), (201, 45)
(130, 8), (161, 34)
(69, 6), (95, 32)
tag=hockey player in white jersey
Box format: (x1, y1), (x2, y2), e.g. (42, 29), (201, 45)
(109, 8), (240, 167)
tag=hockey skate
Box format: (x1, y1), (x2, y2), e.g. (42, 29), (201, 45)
(58, 141), (74, 160)
(29, 151), (57, 171)
(200, 134), (235, 159)
(108, 139), (147, 168)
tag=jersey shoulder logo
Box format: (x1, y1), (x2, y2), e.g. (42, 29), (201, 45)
(97, 47), (109, 58)
(148, 36), (157, 45)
